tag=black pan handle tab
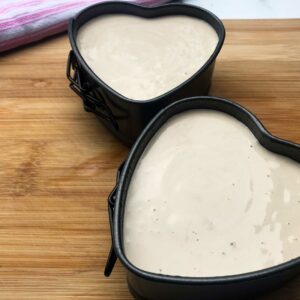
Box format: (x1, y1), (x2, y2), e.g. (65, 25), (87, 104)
(66, 50), (79, 89)
(66, 50), (118, 130)
(104, 162), (125, 277)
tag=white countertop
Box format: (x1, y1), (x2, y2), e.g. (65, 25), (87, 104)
(182, 0), (300, 19)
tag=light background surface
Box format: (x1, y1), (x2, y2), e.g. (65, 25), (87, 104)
(182, 0), (300, 19)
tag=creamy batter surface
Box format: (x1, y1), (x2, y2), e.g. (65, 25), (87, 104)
(77, 15), (218, 100)
(123, 110), (300, 277)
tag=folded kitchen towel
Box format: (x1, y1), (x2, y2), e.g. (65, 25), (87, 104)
(0, 0), (170, 53)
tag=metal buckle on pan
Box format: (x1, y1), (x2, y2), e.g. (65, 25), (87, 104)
(104, 161), (125, 277)
(66, 50), (118, 130)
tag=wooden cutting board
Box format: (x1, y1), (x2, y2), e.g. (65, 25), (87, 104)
(0, 19), (299, 300)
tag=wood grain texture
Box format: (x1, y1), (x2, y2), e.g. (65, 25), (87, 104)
(0, 19), (299, 299)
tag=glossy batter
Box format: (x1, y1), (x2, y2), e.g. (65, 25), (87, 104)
(124, 110), (300, 277)
(77, 15), (218, 100)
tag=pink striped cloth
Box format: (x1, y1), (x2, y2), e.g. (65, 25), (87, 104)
(0, 0), (169, 53)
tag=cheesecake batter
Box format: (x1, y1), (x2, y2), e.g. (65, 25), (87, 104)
(77, 15), (218, 100)
(124, 110), (300, 277)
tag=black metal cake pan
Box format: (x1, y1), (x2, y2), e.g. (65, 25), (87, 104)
(67, 2), (225, 145)
(105, 96), (300, 300)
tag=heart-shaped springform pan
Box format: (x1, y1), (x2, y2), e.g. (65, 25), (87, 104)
(105, 97), (300, 300)
(67, 2), (225, 145)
